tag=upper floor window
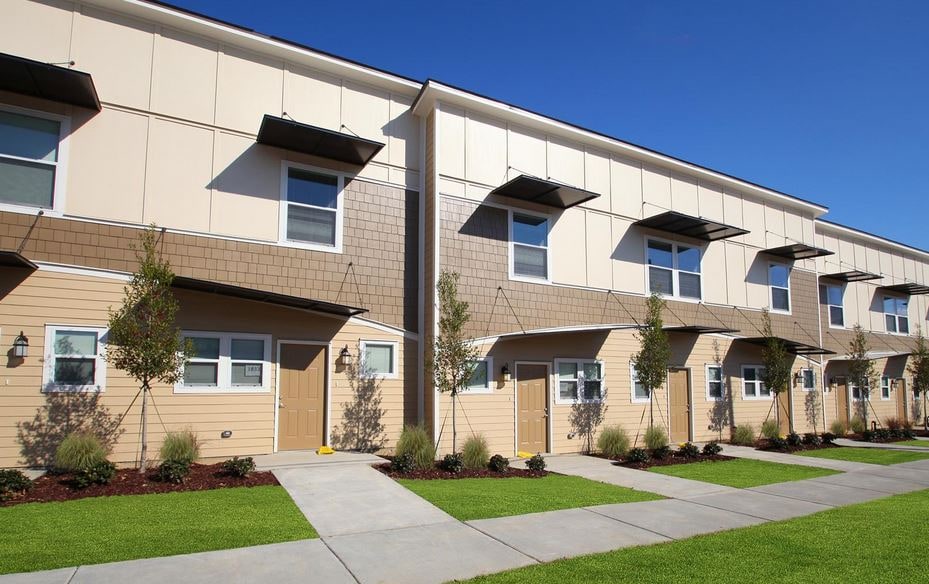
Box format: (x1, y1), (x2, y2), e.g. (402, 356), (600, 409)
(42, 326), (107, 392)
(647, 239), (701, 300)
(361, 340), (397, 379)
(0, 109), (62, 210)
(281, 165), (343, 251)
(820, 284), (844, 327)
(742, 365), (769, 399)
(706, 365), (724, 400)
(556, 359), (603, 403)
(510, 212), (549, 280)
(769, 264), (791, 312)
(883, 296), (909, 334)
(177, 332), (271, 393)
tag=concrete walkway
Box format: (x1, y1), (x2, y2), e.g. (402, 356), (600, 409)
(5, 455), (929, 584)
(720, 443), (882, 472)
(834, 438), (929, 451)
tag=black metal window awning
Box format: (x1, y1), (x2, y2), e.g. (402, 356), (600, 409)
(634, 211), (748, 242)
(489, 175), (600, 209)
(739, 337), (835, 356)
(0, 250), (37, 270)
(663, 325), (740, 335)
(877, 282), (929, 296)
(172, 276), (367, 317)
(821, 270), (882, 283)
(0, 52), (100, 111)
(256, 114), (384, 166)
(762, 244), (833, 261)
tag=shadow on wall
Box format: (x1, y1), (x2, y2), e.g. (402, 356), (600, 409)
(330, 351), (387, 453)
(17, 392), (123, 468)
(706, 340), (734, 440)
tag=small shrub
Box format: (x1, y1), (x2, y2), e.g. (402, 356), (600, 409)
(55, 432), (107, 472)
(488, 454), (510, 473)
(0, 469), (32, 501)
(160, 429), (201, 466)
(768, 436), (788, 451)
(870, 428), (891, 442)
(644, 425), (669, 450)
(626, 447), (650, 464)
(802, 433), (822, 447)
(221, 456), (256, 478)
(787, 432), (802, 447)
(652, 445), (672, 460)
(901, 428), (916, 440)
(821, 432), (837, 445)
(901, 418), (914, 430)
(525, 454), (546, 472)
(850, 415), (866, 434)
(73, 460), (116, 489)
(597, 425), (630, 458)
(391, 453), (415, 474)
(829, 419), (848, 436)
(156, 460), (190, 484)
(760, 419), (780, 440)
(396, 425), (435, 471)
(731, 424), (756, 446)
(886, 417), (902, 431)
(702, 441), (723, 456)
(462, 434), (490, 470)
(441, 453), (464, 474)
(677, 442), (700, 458)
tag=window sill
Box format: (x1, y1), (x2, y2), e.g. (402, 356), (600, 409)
(42, 384), (103, 393)
(510, 274), (552, 285)
(769, 309), (792, 316)
(555, 398), (604, 406)
(742, 395), (773, 401)
(0, 202), (62, 218)
(174, 386), (271, 394)
(631, 397), (651, 404)
(277, 239), (343, 254)
(650, 292), (702, 304)
(460, 387), (494, 395)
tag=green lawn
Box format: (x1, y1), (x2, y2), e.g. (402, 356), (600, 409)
(648, 458), (839, 487)
(397, 474), (662, 521)
(794, 446), (929, 466)
(0, 486), (315, 574)
(459, 489), (929, 583)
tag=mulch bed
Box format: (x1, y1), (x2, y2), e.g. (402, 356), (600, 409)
(590, 452), (735, 470)
(3, 463), (278, 507)
(754, 439), (839, 453)
(375, 462), (548, 480)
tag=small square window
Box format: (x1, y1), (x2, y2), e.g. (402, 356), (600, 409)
(177, 332), (270, 393)
(464, 358), (493, 394)
(631, 365), (650, 402)
(362, 342), (396, 377)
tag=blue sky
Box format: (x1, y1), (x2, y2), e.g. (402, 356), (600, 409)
(172, 0), (928, 249)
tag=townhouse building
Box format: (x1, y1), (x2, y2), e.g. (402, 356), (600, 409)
(0, 0), (925, 467)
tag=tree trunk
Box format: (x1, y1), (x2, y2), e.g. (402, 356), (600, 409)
(139, 383), (149, 473)
(451, 391), (457, 453)
(649, 390), (654, 427)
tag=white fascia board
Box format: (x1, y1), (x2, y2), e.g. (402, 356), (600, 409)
(815, 220), (929, 262)
(412, 81), (829, 218)
(84, 0), (421, 96)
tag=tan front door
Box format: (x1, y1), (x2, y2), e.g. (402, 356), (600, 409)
(836, 377), (849, 428)
(516, 364), (548, 453)
(668, 368), (691, 443)
(895, 379), (907, 421)
(278, 343), (326, 451)
(777, 391), (792, 434)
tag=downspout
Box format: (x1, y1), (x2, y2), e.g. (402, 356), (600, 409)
(812, 218), (828, 433)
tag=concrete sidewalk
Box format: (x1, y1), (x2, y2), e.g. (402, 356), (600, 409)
(720, 443), (881, 472)
(834, 438), (929, 451)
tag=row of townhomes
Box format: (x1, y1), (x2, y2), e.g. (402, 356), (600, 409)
(1, 0), (927, 468)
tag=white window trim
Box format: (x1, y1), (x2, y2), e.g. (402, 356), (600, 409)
(42, 325), (107, 392)
(0, 103), (70, 217)
(175, 331), (272, 394)
(880, 376), (891, 400)
(508, 208), (552, 284)
(822, 283), (845, 329)
(360, 340), (399, 379)
(705, 364), (724, 401)
(554, 358), (605, 405)
(849, 378), (870, 401)
(768, 263), (791, 314)
(630, 363), (650, 403)
(800, 368), (816, 392)
(741, 364), (771, 400)
(461, 357), (494, 394)
(644, 236), (704, 303)
(279, 161), (345, 254)
(882, 296), (910, 336)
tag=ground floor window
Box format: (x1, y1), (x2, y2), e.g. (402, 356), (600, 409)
(850, 378), (870, 401)
(555, 359), (604, 403)
(462, 357), (493, 394)
(177, 332), (271, 393)
(706, 365), (723, 400)
(43, 325), (107, 391)
(742, 365), (769, 398)
(881, 376), (891, 400)
(801, 368), (816, 391)
(630, 365), (649, 402)
(360, 340), (398, 378)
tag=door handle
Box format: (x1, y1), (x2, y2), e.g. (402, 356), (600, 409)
(278, 399), (285, 409)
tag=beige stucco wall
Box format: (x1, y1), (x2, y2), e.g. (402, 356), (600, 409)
(0, 0), (421, 242)
(0, 268), (415, 468)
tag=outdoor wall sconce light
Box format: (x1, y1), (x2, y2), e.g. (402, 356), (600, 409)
(501, 363), (511, 382)
(12, 331), (28, 359)
(338, 346), (353, 367)
(793, 371), (804, 386)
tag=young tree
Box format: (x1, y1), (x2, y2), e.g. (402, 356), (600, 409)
(107, 227), (192, 471)
(631, 294), (671, 428)
(759, 309), (792, 430)
(907, 326), (929, 425)
(847, 324), (877, 426)
(434, 270), (479, 453)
